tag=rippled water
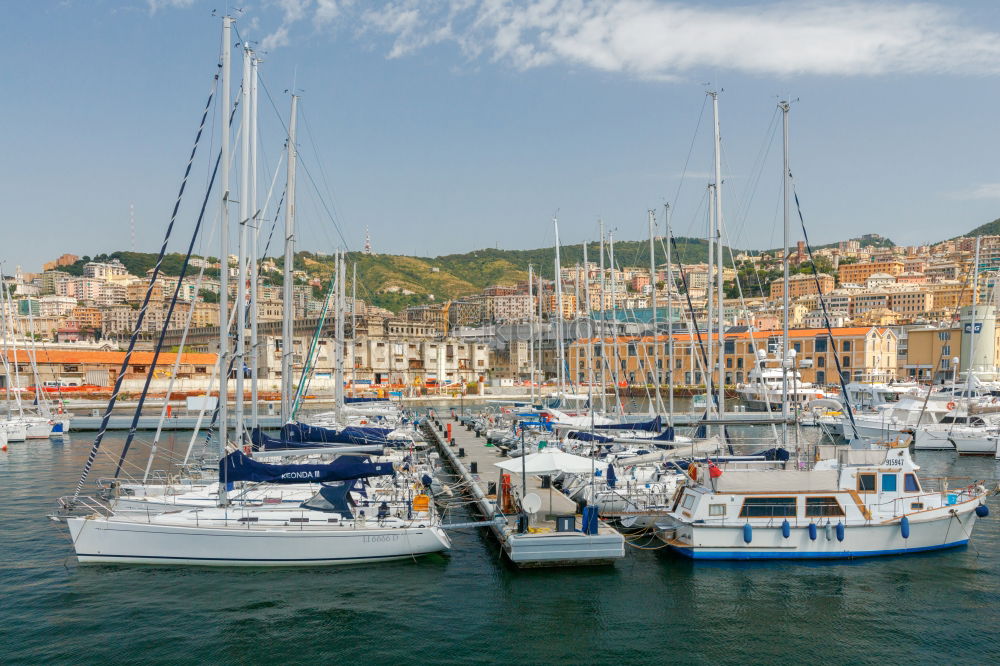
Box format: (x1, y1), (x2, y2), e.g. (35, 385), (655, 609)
(3, 430), (1000, 664)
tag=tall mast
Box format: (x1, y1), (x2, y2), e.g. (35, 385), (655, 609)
(280, 94), (298, 424)
(335, 251), (346, 415)
(705, 183), (715, 416)
(666, 203), (675, 422)
(235, 42), (250, 443)
(583, 242), (593, 396)
(528, 264), (535, 404)
(599, 221), (606, 414)
(967, 236), (981, 396)
(712, 91), (726, 419)
(351, 261), (356, 396)
(218, 15), (232, 470)
(648, 208), (661, 414)
(780, 100), (791, 446)
(553, 215), (565, 395)
(537, 270), (543, 397)
(609, 230), (621, 416)
(249, 52), (260, 432)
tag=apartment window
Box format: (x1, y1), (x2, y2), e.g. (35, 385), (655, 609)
(627, 342), (637, 356)
(815, 337), (828, 353)
(739, 497), (796, 518)
(938, 331), (950, 341)
(842, 340), (852, 352)
(63, 365), (79, 372)
(726, 358), (733, 368)
(736, 357), (744, 369)
(940, 359), (950, 370)
(842, 356), (850, 368)
(941, 345), (951, 356)
(793, 342), (802, 353)
(817, 356), (825, 368)
(724, 340), (735, 354)
(805, 497), (845, 517)
(620, 359), (627, 371)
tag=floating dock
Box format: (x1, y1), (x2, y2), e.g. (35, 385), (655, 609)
(422, 412), (624, 568)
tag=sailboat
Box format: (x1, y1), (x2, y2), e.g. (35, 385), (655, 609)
(55, 19), (450, 566)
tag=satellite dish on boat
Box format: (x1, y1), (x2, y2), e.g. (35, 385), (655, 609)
(522, 493), (542, 514)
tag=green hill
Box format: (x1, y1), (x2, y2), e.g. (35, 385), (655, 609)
(959, 218), (1000, 238)
(59, 238), (738, 313)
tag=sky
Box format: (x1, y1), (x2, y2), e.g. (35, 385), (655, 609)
(5, 0), (1000, 272)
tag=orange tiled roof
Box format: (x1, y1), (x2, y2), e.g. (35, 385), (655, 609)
(2, 349), (217, 365)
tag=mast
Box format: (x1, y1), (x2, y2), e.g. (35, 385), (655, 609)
(335, 251), (346, 416)
(249, 51), (260, 432)
(583, 242), (593, 397)
(351, 261), (356, 396)
(599, 221), (606, 414)
(713, 91), (725, 419)
(705, 183), (715, 416)
(666, 203), (675, 422)
(609, 230), (621, 416)
(553, 215), (565, 395)
(780, 100), (791, 447)
(280, 94), (298, 424)
(648, 209), (661, 414)
(967, 236), (981, 397)
(528, 264), (535, 404)
(218, 15), (232, 472)
(235, 42), (250, 444)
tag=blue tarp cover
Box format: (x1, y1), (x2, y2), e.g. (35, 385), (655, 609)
(220, 450), (394, 484)
(595, 416), (662, 432)
(281, 422), (394, 445)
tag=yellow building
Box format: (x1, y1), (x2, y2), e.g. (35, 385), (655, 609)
(567, 326), (897, 387)
(770, 273), (835, 299)
(838, 260), (904, 285)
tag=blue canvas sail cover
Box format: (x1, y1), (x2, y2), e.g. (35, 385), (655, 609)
(220, 449), (395, 484)
(595, 415), (662, 432)
(250, 429), (338, 451)
(281, 422), (394, 445)
(567, 430), (614, 443)
(344, 397), (390, 404)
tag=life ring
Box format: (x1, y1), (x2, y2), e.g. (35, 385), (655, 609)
(946, 401), (956, 411)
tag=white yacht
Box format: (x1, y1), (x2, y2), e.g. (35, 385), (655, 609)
(656, 443), (994, 559)
(736, 350), (830, 411)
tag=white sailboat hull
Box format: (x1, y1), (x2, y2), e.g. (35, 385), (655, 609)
(66, 515), (452, 566)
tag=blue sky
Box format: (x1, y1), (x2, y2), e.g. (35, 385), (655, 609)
(5, 0), (1000, 272)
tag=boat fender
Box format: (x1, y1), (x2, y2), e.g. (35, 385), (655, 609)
(743, 523), (753, 544)
(976, 504), (990, 518)
(825, 523), (834, 541)
(836, 522), (845, 542)
(781, 519), (790, 539)
(808, 523), (817, 541)
(900, 516), (910, 539)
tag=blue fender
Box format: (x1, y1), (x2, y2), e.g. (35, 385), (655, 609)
(781, 519), (790, 539)
(976, 504), (989, 518)
(742, 523), (753, 544)
(900, 516), (910, 539)
(836, 521), (845, 542)
(808, 523), (817, 541)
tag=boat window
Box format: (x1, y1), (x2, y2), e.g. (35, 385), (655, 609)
(709, 504), (725, 516)
(739, 497), (796, 517)
(805, 497), (845, 517)
(910, 502), (924, 510)
(904, 474), (920, 493)
(857, 473), (876, 492)
(681, 493), (696, 510)
(881, 474), (897, 492)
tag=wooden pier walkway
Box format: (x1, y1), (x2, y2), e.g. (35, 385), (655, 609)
(423, 411), (624, 567)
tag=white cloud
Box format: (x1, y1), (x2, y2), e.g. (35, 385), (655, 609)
(152, 1), (1000, 77)
(147, 0), (195, 14)
(951, 183), (1000, 200)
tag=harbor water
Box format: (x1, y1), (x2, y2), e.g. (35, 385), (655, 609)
(4, 429), (1000, 664)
